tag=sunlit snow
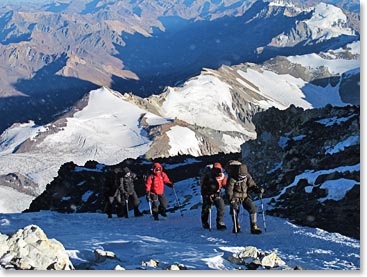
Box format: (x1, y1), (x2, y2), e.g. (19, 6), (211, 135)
(0, 176), (360, 270)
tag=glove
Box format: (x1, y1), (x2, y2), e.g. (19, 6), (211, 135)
(207, 194), (215, 203)
(230, 198), (240, 210)
(146, 192), (151, 202)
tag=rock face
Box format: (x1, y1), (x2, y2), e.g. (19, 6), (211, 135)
(0, 225), (74, 270)
(25, 153), (240, 214)
(241, 104), (360, 239)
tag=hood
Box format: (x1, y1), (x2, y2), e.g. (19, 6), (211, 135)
(239, 164), (249, 176)
(153, 162), (163, 174)
(211, 167), (221, 178)
(213, 162), (223, 172)
(122, 167), (131, 175)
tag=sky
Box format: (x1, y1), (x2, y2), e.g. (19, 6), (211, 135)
(0, 175), (361, 272)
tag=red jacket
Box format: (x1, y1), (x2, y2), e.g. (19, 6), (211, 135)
(145, 163), (172, 195)
(213, 162), (227, 189)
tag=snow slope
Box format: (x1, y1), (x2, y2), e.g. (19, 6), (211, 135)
(287, 41), (360, 75)
(0, 186), (34, 213)
(0, 87), (168, 190)
(160, 74), (248, 133)
(0, 176), (360, 270)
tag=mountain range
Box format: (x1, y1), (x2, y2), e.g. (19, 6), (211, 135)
(0, 0), (360, 214)
(0, 0), (360, 133)
(0, 39), (360, 198)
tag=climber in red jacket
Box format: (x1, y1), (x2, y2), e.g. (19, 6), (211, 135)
(145, 162), (174, 220)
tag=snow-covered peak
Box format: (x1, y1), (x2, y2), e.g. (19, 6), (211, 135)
(304, 3), (355, 41)
(39, 87), (165, 165)
(159, 73), (248, 134)
(0, 87), (172, 190)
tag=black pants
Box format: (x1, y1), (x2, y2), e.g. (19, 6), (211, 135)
(230, 196), (257, 226)
(121, 192), (140, 209)
(104, 195), (125, 217)
(201, 195), (225, 225)
(151, 193), (168, 216)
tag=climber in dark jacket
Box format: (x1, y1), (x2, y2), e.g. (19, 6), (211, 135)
(118, 167), (143, 218)
(201, 165), (227, 230)
(225, 162), (264, 234)
(103, 167), (121, 218)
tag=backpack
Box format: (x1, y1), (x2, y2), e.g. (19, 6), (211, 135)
(232, 175), (248, 194)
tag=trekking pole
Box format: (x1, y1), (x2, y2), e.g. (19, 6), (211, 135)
(172, 187), (184, 217)
(209, 205), (212, 232)
(125, 199), (129, 218)
(233, 208), (238, 236)
(260, 195), (267, 232)
(148, 200), (153, 216)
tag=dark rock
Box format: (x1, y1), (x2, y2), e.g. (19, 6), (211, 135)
(241, 105), (360, 239)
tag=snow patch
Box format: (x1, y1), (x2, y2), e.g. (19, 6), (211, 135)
(166, 126), (202, 156)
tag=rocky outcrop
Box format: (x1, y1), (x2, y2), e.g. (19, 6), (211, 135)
(0, 172), (39, 196)
(74, 246), (293, 270)
(25, 153), (240, 214)
(0, 225), (74, 270)
(226, 246), (288, 270)
(241, 104), (360, 239)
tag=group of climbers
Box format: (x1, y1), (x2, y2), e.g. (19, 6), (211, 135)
(104, 162), (174, 221)
(200, 161), (264, 234)
(104, 159), (264, 235)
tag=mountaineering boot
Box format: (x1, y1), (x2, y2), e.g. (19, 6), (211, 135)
(202, 222), (210, 229)
(250, 213), (262, 234)
(216, 222), (227, 230)
(251, 224), (262, 234)
(153, 212), (159, 221)
(134, 208), (143, 217)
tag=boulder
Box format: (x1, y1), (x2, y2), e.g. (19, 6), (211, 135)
(0, 225), (74, 270)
